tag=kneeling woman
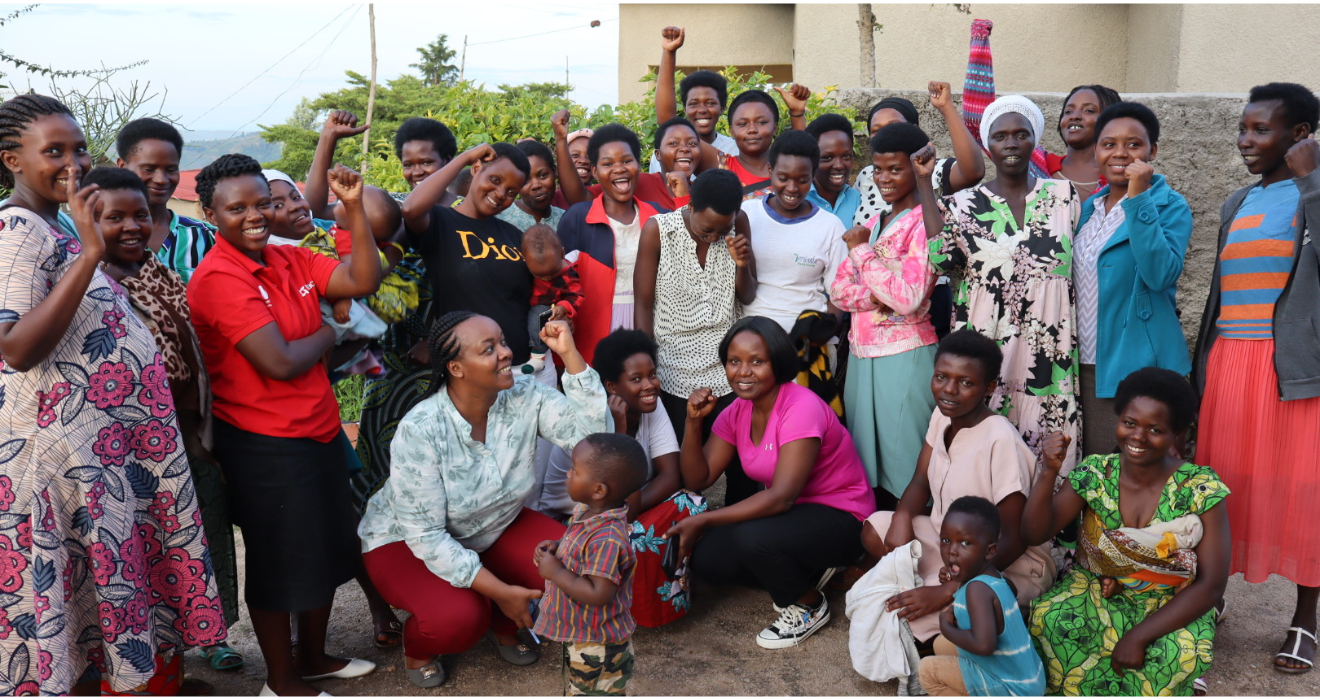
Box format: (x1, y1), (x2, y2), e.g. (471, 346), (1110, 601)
(358, 313), (609, 687)
(1024, 368), (1230, 696)
(669, 317), (875, 649)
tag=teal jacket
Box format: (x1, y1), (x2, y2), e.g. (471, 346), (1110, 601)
(1077, 174), (1193, 398)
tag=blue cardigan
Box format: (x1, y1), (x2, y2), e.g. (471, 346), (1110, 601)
(1076, 174), (1193, 398)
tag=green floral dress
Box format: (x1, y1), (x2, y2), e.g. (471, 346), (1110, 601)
(1029, 454), (1229, 696)
(932, 179), (1082, 472)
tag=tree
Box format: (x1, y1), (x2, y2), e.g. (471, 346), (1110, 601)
(497, 82), (571, 103)
(409, 34), (458, 88)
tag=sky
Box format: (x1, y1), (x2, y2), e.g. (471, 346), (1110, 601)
(0, 1), (620, 137)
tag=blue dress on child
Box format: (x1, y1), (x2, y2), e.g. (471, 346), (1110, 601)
(953, 574), (1045, 696)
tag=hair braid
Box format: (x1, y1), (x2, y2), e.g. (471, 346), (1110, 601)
(423, 311), (478, 396)
(0, 94), (73, 189)
(194, 153), (265, 210)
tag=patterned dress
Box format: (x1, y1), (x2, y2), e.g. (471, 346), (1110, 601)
(933, 179), (1083, 471)
(1030, 455), (1229, 696)
(0, 209), (225, 694)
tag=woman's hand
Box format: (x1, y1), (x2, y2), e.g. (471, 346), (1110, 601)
(1124, 159), (1155, 198)
(551, 109), (571, 141)
(928, 81), (954, 113)
(1110, 629), (1150, 674)
(464, 143), (497, 166)
(660, 25), (685, 53)
(842, 225), (871, 250)
(666, 171), (690, 198)
(327, 164), (364, 205)
(492, 584), (542, 629)
(686, 388), (717, 421)
(910, 145), (937, 180)
(68, 170), (105, 260)
(774, 83), (811, 115)
(321, 109), (369, 142)
(726, 231), (752, 267)
(608, 394), (629, 434)
(1041, 432), (1071, 475)
(540, 319), (576, 358)
(667, 515), (707, 559)
(1285, 138), (1320, 179)
(886, 584), (954, 622)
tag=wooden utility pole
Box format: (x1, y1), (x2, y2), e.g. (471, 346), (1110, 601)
(459, 35), (468, 82)
(858, 4), (877, 88)
(565, 55), (570, 86)
(361, 3), (378, 171)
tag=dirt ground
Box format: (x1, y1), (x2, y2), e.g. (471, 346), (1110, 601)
(186, 538), (1315, 697)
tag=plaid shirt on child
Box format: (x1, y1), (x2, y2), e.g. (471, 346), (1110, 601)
(530, 261), (584, 318)
(533, 504), (635, 644)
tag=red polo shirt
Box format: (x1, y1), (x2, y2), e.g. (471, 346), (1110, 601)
(188, 235), (342, 442)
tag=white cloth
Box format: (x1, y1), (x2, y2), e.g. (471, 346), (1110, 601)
(261, 168), (298, 191)
(979, 95), (1046, 146)
(739, 197), (848, 333)
(1074, 195), (1127, 364)
(649, 131), (739, 173)
(845, 541), (925, 683)
(319, 298), (387, 342)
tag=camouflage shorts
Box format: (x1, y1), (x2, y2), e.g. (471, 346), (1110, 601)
(563, 639), (634, 696)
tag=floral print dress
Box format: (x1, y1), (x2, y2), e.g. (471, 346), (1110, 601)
(0, 209), (224, 694)
(932, 179), (1083, 472)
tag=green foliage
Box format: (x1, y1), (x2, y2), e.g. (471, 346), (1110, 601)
(333, 374), (364, 422)
(410, 34), (459, 88)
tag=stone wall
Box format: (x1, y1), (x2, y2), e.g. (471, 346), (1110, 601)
(833, 88), (1256, 345)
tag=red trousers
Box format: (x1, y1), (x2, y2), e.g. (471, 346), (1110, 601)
(363, 508), (565, 658)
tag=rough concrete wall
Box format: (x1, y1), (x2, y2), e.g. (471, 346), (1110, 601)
(617, 4), (796, 103)
(834, 88), (1256, 345)
(1175, 5), (1320, 93)
(1126, 5), (1183, 92)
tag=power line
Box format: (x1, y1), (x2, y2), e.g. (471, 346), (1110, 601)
(467, 17), (614, 47)
(185, 4), (358, 129)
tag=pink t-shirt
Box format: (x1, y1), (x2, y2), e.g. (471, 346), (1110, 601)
(712, 382), (875, 521)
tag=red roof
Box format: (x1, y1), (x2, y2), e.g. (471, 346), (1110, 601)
(173, 169), (334, 203)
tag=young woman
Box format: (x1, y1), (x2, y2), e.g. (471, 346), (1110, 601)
(669, 317), (874, 649)
(722, 87), (811, 200)
(0, 94), (224, 694)
(864, 331), (1055, 646)
(1194, 82), (1320, 675)
(394, 117), (459, 201)
(1073, 102), (1192, 456)
(634, 169), (758, 503)
(653, 26), (739, 166)
(919, 95), (1083, 474)
(803, 113), (860, 225)
(358, 313), (608, 687)
(830, 123), (939, 503)
(187, 155), (381, 696)
(497, 139), (565, 231)
(555, 123), (668, 363)
(114, 118), (216, 283)
(1024, 369), (1230, 695)
(532, 329), (708, 628)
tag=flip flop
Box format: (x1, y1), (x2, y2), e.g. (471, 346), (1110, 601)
(374, 618), (403, 648)
(1276, 626), (1316, 674)
(196, 643), (245, 671)
(1213, 599), (1228, 625)
(1193, 678), (1207, 696)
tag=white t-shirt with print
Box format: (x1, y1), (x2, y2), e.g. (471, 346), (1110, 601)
(739, 197), (849, 332)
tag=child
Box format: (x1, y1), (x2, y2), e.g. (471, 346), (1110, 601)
(520, 223), (582, 374)
(918, 496), (1046, 697)
(330, 184), (421, 325)
(533, 433), (647, 696)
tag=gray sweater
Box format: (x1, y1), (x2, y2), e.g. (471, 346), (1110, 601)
(1194, 168), (1320, 401)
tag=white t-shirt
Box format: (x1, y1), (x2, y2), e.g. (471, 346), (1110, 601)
(534, 407), (680, 519)
(739, 197), (848, 332)
(648, 132), (740, 173)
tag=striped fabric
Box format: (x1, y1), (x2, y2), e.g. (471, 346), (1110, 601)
(155, 210), (217, 284)
(1216, 180), (1299, 339)
(533, 504), (636, 644)
(1074, 195), (1127, 363)
(961, 19), (995, 137)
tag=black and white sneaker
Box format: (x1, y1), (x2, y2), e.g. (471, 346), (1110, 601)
(756, 597), (830, 649)
(773, 567), (842, 612)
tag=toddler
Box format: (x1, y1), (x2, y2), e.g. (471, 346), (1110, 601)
(918, 496), (1045, 697)
(533, 433), (646, 696)
(521, 223), (582, 374)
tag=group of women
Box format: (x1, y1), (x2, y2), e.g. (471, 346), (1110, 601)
(0, 17), (1316, 698)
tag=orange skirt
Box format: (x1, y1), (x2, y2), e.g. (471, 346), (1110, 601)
(1198, 337), (1320, 587)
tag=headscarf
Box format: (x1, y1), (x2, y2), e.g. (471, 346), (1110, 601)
(868, 97), (920, 127)
(979, 95), (1046, 147)
(566, 128), (594, 146)
(260, 169), (306, 246)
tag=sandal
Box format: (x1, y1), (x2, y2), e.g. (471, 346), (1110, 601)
(405, 659), (445, 689)
(1192, 677), (1207, 696)
(374, 618), (403, 648)
(1276, 626), (1316, 674)
(196, 643), (245, 671)
(484, 630), (539, 666)
(1213, 599), (1228, 626)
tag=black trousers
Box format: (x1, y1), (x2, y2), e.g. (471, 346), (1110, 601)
(690, 503), (865, 608)
(660, 389), (760, 505)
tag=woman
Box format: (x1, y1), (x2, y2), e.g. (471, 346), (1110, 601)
(1024, 369), (1230, 696)
(918, 94), (1084, 473)
(187, 155), (382, 696)
(831, 123), (939, 504)
(1074, 102), (1192, 456)
(83, 166), (244, 675)
(359, 313), (608, 687)
(721, 88), (810, 201)
(669, 317), (875, 649)
(634, 169), (758, 502)
(1194, 82), (1320, 675)
(532, 329), (708, 628)
(497, 139), (565, 231)
(394, 117), (459, 200)
(0, 94), (224, 694)
(555, 123), (668, 363)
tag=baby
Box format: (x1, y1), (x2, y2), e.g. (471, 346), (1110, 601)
(918, 496), (1046, 697)
(520, 223), (582, 374)
(533, 433), (646, 696)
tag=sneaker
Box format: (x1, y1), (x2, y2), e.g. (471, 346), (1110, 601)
(756, 597), (830, 649)
(773, 567), (842, 612)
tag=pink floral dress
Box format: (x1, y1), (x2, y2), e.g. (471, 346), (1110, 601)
(0, 208), (225, 694)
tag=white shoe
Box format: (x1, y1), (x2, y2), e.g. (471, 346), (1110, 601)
(301, 657), (377, 681)
(773, 567), (841, 612)
(259, 684), (333, 696)
(756, 597), (830, 649)
(520, 354), (547, 374)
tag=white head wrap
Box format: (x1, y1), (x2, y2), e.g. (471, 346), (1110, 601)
(261, 169), (299, 191)
(980, 95), (1046, 147)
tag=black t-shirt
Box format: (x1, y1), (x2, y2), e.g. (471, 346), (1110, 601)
(410, 205), (532, 364)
